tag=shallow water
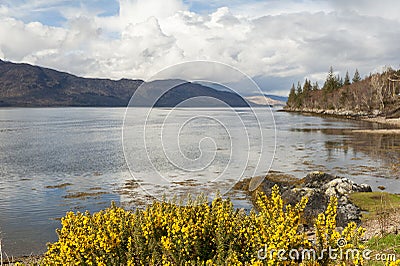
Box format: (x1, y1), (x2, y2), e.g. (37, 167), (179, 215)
(0, 107), (399, 256)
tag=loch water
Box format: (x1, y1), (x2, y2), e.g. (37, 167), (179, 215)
(0, 107), (399, 256)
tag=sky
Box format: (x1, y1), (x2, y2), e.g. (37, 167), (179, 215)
(0, 0), (399, 96)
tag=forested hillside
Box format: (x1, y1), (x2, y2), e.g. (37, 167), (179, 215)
(285, 67), (400, 118)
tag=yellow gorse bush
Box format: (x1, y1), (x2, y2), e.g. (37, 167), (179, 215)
(42, 185), (365, 265)
(312, 196), (365, 266)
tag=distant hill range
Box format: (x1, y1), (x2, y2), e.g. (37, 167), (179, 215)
(264, 94), (288, 103)
(0, 59), (257, 107)
(245, 95), (287, 106)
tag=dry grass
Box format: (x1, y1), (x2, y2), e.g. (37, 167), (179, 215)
(349, 192), (400, 240)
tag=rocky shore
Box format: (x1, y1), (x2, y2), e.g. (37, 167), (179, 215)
(284, 107), (375, 117)
(234, 171), (372, 227)
(283, 108), (400, 128)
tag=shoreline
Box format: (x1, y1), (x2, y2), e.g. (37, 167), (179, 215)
(281, 108), (400, 129)
(361, 116), (400, 128)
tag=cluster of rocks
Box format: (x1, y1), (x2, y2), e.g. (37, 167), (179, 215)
(284, 107), (377, 118)
(236, 171), (372, 227)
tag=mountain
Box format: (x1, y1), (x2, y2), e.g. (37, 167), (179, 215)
(245, 95), (286, 106)
(192, 81), (232, 92)
(264, 94), (288, 103)
(130, 79), (249, 107)
(0, 60), (143, 107)
(0, 60), (249, 107)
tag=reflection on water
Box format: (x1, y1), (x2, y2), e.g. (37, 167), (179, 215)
(272, 112), (400, 191)
(0, 108), (400, 256)
(345, 133), (400, 176)
(287, 122), (400, 179)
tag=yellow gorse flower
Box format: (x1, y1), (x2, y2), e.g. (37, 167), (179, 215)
(40, 185), (365, 265)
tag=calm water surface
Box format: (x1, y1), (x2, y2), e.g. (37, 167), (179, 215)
(0, 107), (400, 256)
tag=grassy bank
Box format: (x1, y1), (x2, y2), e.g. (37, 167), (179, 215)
(350, 192), (400, 265)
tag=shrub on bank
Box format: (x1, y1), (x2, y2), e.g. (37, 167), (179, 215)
(42, 185), (366, 265)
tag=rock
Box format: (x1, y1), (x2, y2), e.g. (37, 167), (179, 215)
(360, 184), (373, 192)
(236, 171), (372, 227)
(338, 203), (361, 222)
(303, 171), (336, 188)
(291, 187), (315, 198)
(372, 109), (382, 116)
(323, 177), (372, 198)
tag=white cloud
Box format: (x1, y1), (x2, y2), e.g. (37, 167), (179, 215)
(120, 0), (185, 25)
(329, 0), (400, 22)
(1, 0), (400, 95)
(0, 5), (9, 16)
(0, 18), (66, 60)
(228, 0), (333, 18)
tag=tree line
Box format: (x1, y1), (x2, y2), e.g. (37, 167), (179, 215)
(287, 67), (361, 108)
(286, 66), (400, 116)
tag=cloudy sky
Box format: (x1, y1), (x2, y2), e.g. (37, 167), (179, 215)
(0, 0), (399, 96)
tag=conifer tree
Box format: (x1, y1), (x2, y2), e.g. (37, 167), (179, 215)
(344, 71), (351, 85)
(337, 76), (343, 87)
(303, 79), (312, 94)
(297, 81), (302, 95)
(352, 69), (361, 83)
(323, 66), (339, 92)
(287, 83), (296, 107)
(301, 79), (310, 106)
(296, 81), (303, 107)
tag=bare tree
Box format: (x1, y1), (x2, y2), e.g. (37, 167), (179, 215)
(372, 74), (385, 111)
(388, 73), (400, 97)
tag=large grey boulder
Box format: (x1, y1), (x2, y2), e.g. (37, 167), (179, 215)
(236, 171), (372, 227)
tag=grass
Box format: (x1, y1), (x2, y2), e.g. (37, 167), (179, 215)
(368, 234), (400, 255)
(365, 234), (400, 265)
(349, 192), (400, 220)
(349, 192), (400, 265)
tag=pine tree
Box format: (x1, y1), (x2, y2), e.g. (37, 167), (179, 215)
(301, 79), (313, 108)
(352, 69), (361, 83)
(297, 81), (302, 95)
(287, 83), (296, 107)
(323, 66), (339, 92)
(296, 81), (303, 107)
(303, 79), (312, 94)
(337, 76), (343, 87)
(344, 71), (351, 86)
